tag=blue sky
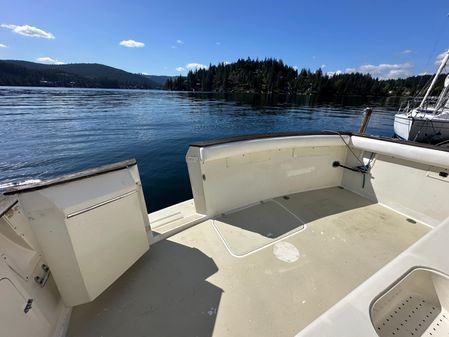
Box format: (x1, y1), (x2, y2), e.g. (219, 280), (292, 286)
(0, 0), (448, 77)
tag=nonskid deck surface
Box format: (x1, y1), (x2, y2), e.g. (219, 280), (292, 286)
(67, 187), (430, 337)
(149, 199), (206, 238)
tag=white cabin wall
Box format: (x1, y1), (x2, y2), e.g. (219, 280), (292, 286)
(342, 149), (449, 227)
(188, 145), (347, 216)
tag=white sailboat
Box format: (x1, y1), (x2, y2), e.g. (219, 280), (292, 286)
(394, 49), (449, 143)
(1, 132), (449, 337)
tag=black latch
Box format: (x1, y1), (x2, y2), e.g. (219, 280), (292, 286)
(439, 171), (448, 178)
(332, 160), (372, 189)
(34, 264), (51, 288)
(24, 299), (33, 313)
(332, 161), (370, 173)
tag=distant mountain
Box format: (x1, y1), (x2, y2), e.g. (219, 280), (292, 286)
(143, 75), (172, 86)
(0, 60), (164, 89)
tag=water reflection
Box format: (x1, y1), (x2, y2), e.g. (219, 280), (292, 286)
(182, 91), (407, 109)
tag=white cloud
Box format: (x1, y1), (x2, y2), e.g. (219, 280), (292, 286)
(171, 45), (176, 49)
(141, 72), (149, 75)
(176, 39), (184, 45)
(0, 43), (7, 48)
(186, 63), (208, 70)
(36, 56), (65, 65)
(357, 62), (413, 79)
(358, 62), (411, 74)
(1, 24), (55, 39)
(326, 63), (413, 79)
(224, 61), (231, 65)
(292, 65), (298, 71)
(401, 49), (413, 54)
(215, 42), (221, 45)
(320, 64), (326, 69)
(435, 50), (449, 66)
(327, 70), (343, 77)
(384, 69), (411, 79)
(119, 39), (144, 48)
(176, 63), (208, 72)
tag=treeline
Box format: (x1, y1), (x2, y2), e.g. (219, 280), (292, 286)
(0, 61), (158, 89)
(165, 58), (441, 97)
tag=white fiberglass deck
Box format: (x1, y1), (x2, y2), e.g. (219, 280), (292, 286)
(67, 187), (430, 337)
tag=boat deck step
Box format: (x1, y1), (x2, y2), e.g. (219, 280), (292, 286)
(148, 199), (207, 242)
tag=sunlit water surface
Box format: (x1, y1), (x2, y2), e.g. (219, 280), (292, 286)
(0, 87), (403, 211)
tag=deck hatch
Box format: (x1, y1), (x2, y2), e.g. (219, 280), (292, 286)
(213, 200), (304, 257)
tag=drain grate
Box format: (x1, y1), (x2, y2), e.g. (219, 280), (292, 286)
(374, 295), (449, 336)
(371, 268), (449, 337)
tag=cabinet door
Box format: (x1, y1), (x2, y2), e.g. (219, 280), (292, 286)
(67, 191), (150, 302)
(0, 278), (48, 337)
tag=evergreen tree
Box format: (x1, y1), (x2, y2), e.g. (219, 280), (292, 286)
(163, 58), (445, 98)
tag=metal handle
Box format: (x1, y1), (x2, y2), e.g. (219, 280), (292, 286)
(66, 190), (136, 218)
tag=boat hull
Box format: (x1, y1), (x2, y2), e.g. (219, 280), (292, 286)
(394, 113), (449, 142)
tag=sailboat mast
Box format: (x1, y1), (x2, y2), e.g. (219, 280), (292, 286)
(419, 49), (449, 109)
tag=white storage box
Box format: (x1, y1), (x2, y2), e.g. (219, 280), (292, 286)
(9, 160), (150, 306)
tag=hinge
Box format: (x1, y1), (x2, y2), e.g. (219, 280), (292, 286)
(24, 299), (33, 314)
(34, 264), (51, 287)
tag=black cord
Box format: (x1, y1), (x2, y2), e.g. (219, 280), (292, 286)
(323, 130), (364, 165)
(324, 131), (376, 188)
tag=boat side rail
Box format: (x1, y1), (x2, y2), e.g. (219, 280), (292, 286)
(350, 135), (449, 168)
(189, 131), (449, 167)
(191, 134), (351, 163)
(3, 159), (137, 196)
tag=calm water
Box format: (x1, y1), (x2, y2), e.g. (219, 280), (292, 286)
(0, 87), (404, 212)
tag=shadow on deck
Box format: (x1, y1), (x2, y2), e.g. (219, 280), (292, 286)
(67, 240), (222, 337)
(212, 187), (376, 256)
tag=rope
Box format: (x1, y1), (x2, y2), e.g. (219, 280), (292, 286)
(412, 118), (440, 143)
(436, 139), (449, 146)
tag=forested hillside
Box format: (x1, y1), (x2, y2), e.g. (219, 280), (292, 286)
(1, 58), (444, 96)
(0, 60), (159, 89)
(165, 58), (443, 97)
